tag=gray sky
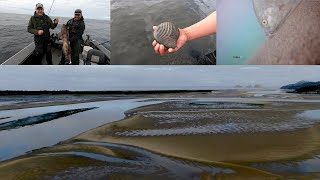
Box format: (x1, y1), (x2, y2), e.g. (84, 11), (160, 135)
(0, 0), (110, 20)
(0, 66), (319, 91)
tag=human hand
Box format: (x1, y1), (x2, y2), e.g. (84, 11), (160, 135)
(53, 18), (59, 24)
(38, 30), (44, 35)
(152, 26), (188, 56)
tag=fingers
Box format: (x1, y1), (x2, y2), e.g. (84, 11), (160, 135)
(38, 30), (44, 35)
(152, 40), (157, 47)
(152, 24), (184, 55)
(159, 45), (167, 56)
(54, 18), (59, 24)
(154, 43), (160, 54)
(168, 48), (176, 53)
(153, 25), (168, 56)
(153, 42), (168, 56)
(153, 41), (175, 55)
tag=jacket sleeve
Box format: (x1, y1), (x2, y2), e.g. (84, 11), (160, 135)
(48, 16), (58, 29)
(69, 22), (85, 43)
(27, 17), (38, 35)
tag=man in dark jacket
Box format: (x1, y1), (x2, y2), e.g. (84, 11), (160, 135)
(27, 3), (59, 65)
(66, 9), (85, 65)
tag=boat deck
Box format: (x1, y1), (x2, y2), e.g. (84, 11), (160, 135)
(1, 37), (109, 65)
(41, 45), (89, 65)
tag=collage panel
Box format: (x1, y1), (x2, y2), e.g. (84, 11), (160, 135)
(0, 0), (110, 65)
(0, 0), (320, 179)
(111, 0), (216, 65)
(217, 0), (320, 65)
(0, 66), (319, 179)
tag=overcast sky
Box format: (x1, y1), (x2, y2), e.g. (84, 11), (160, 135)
(0, 0), (110, 20)
(0, 66), (319, 91)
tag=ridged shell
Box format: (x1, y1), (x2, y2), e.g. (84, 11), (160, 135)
(153, 22), (180, 49)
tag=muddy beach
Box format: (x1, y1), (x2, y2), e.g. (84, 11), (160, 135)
(0, 91), (319, 179)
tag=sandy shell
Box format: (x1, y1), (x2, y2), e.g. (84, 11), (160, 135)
(153, 22), (180, 49)
(253, 0), (302, 37)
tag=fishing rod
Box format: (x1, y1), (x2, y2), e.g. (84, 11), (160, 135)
(96, 41), (110, 46)
(48, 0), (55, 16)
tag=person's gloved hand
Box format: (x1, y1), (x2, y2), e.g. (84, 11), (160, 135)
(152, 26), (188, 56)
(66, 24), (71, 30)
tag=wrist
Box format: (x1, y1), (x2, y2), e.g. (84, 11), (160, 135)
(181, 28), (191, 42)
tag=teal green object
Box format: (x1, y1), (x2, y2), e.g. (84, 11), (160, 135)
(217, 0), (266, 65)
(217, 0), (302, 64)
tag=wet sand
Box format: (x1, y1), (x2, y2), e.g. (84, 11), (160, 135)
(0, 142), (280, 180)
(0, 155), (105, 180)
(70, 100), (320, 161)
(0, 91), (320, 179)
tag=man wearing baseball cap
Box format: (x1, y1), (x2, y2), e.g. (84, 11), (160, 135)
(27, 3), (59, 65)
(64, 9), (85, 65)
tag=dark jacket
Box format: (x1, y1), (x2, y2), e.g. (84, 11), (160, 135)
(27, 12), (57, 43)
(66, 17), (85, 43)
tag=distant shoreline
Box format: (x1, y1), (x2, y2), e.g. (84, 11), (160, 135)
(0, 90), (214, 96)
(0, 88), (318, 95)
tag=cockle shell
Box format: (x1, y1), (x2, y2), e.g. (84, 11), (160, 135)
(153, 22), (180, 49)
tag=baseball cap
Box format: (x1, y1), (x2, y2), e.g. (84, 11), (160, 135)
(75, 9), (82, 14)
(36, 3), (44, 9)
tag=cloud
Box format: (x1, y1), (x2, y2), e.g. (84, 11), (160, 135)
(0, 0), (110, 20)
